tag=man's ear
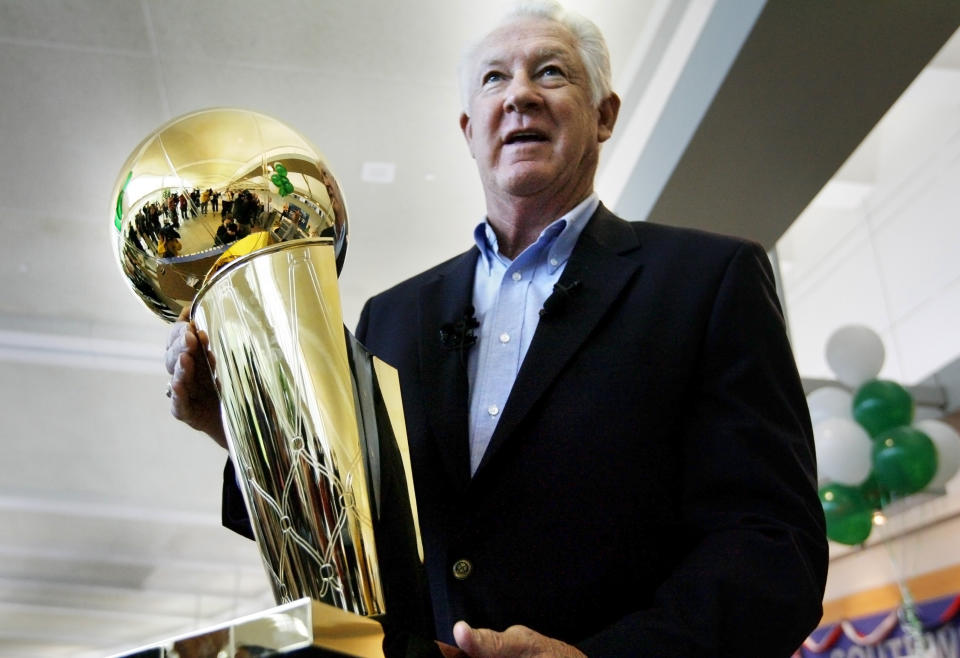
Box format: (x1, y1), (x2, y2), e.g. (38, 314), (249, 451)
(596, 92), (621, 143)
(460, 112), (476, 158)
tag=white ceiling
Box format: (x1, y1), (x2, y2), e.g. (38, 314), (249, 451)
(0, 0), (958, 655)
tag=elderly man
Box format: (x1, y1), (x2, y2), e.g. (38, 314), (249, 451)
(167, 2), (827, 656)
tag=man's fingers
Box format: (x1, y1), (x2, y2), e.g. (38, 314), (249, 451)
(166, 305), (193, 353)
(164, 322), (185, 372)
(171, 351), (194, 393)
(172, 348), (215, 399)
(165, 321), (210, 375)
(454, 621), (504, 657)
(165, 320), (181, 350)
(452, 622), (585, 658)
(165, 322), (198, 372)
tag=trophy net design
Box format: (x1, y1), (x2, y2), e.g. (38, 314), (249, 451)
(111, 109), (423, 651)
(193, 239), (421, 615)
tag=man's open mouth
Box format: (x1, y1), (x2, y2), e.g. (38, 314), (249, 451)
(505, 131), (549, 144)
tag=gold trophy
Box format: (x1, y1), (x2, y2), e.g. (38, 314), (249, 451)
(111, 109), (428, 657)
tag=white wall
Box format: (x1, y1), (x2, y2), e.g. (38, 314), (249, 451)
(779, 66), (960, 386)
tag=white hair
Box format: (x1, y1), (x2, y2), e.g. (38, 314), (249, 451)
(458, 0), (614, 115)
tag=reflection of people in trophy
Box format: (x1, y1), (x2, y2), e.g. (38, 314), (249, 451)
(165, 1), (827, 656)
(145, 202), (161, 242)
(179, 192), (188, 222)
(232, 189), (259, 228)
(127, 224), (144, 252)
(158, 222), (181, 258)
(215, 217), (236, 246)
(235, 225), (249, 242)
(221, 189), (235, 218)
(167, 193), (179, 227)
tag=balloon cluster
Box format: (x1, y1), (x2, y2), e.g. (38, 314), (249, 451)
(810, 325), (960, 545)
(271, 162), (294, 196)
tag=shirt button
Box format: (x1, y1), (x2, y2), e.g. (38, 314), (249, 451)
(487, 405), (499, 416)
(511, 272), (522, 281)
(499, 333), (510, 343)
(550, 258), (559, 267)
(452, 559), (473, 580)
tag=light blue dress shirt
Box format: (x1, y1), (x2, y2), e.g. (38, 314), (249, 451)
(467, 193), (600, 474)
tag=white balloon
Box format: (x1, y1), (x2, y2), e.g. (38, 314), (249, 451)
(814, 417), (873, 486)
(826, 325), (886, 388)
(806, 386), (853, 427)
(915, 419), (960, 491)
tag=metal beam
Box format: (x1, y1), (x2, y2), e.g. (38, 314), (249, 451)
(636, 0), (960, 249)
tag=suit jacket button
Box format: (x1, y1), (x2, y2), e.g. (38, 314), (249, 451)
(452, 559), (473, 580)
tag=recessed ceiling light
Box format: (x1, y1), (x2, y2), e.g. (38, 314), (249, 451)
(361, 162), (396, 184)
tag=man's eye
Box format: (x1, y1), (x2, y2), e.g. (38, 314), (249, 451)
(540, 66), (564, 78)
(482, 72), (504, 85)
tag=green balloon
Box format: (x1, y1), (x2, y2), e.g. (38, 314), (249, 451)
(819, 482), (873, 545)
(853, 379), (913, 437)
(871, 426), (938, 496)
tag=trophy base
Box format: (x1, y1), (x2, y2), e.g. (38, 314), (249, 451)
(111, 597), (387, 658)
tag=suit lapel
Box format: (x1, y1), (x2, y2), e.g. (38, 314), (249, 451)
(417, 249), (479, 491)
(474, 206), (644, 477)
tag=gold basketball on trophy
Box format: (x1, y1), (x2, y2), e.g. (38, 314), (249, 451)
(110, 107), (348, 322)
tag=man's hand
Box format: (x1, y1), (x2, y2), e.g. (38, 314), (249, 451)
(165, 306), (226, 448)
(452, 621), (586, 658)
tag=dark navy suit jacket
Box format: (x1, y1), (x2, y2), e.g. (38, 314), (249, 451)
(227, 205), (827, 656)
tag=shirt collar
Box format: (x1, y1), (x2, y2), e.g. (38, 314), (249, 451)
(472, 193), (599, 274)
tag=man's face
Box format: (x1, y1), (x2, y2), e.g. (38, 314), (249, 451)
(460, 17), (618, 206)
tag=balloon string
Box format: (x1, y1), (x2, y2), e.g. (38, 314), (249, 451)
(877, 512), (931, 652)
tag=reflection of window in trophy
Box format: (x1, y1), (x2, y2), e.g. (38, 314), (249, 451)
(277, 202), (313, 241)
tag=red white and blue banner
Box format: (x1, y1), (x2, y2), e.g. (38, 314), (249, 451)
(796, 593), (960, 657)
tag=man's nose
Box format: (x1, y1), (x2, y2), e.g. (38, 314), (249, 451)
(504, 74), (541, 113)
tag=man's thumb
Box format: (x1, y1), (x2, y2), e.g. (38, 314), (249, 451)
(453, 621), (502, 656)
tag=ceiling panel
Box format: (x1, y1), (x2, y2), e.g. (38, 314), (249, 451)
(0, 0), (150, 53)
